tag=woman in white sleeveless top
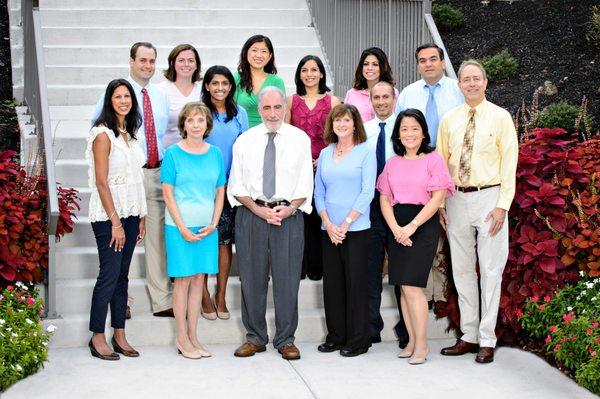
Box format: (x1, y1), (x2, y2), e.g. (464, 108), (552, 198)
(86, 78), (146, 360)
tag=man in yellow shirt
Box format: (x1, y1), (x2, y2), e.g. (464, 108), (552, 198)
(436, 60), (518, 363)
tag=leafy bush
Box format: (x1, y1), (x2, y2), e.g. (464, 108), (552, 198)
(520, 274), (600, 395)
(0, 150), (79, 285)
(538, 101), (592, 132)
(432, 3), (464, 32)
(587, 5), (600, 47)
(480, 49), (518, 83)
(436, 130), (600, 345)
(0, 282), (54, 392)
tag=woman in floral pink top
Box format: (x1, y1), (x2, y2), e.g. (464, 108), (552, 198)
(285, 55), (341, 280)
(376, 109), (454, 365)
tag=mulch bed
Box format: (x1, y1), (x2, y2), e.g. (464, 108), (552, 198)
(0, 0), (19, 152)
(440, 0), (600, 126)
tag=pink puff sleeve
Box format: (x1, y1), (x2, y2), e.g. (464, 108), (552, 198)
(426, 152), (455, 197)
(376, 164), (393, 197)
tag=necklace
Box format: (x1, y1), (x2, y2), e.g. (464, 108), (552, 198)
(336, 143), (354, 156)
(403, 154), (422, 159)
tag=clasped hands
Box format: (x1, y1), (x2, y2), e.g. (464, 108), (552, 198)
(392, 223), (417, 247)
(180, 225), (216, 242)
(256, 205), (294, 226)
(325, 221), (349, 245)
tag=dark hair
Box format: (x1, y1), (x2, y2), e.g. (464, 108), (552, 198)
(201, 65), (239, 123)
(129, 42), (157, 60)
(237, 35), (277, 94)
(414, 43), (445, 62)
(294, 55), (330, 96)
(163, 44), (202, 82)
(178, 102), (213, 139)
(323, 104), (367, 145)
(352, 47), (395, 90)
(391, 109), (433, 156)
(93, 79), (141, 140)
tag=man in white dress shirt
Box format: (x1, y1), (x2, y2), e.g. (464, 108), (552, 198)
(228, 86), (313, 360)
(395, 43), (464, 309)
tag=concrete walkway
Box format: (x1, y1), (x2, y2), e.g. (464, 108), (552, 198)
(4, 339), (595, 399)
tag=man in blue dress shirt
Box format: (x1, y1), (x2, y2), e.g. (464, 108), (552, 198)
(91, 42), (172, 318)
(395, 43), (464, 311)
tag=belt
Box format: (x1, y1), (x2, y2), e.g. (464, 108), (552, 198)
(142, 160), (162, 169)
(456, 184), (500, 193)
(254, 199), (290, 208)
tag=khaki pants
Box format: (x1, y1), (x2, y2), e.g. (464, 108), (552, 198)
(446, 186), (508, 348)
(142, 167), (172, 312)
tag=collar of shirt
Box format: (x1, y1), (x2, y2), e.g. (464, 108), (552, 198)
(461, 99), (489, 116)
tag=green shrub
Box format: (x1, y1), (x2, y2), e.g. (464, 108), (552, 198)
(520, 272), (600, 395)
(538, 101), (590, 132)
(0, 282), (53, 392)
(587, 5), (600, 47)
(480, 49), (518, 83)
(432, 3), (464, 31)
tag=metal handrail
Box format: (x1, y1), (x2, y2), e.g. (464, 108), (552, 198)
(21, 0), (59, 319)
(424, 13), (457, 79)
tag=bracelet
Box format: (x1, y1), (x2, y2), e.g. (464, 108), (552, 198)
(112, 224), (122, 229)
(108, 210), (116, 220)
(410, 219), (419, 227)
(210, 222), (218, 228)
(288, 205), (297, 215)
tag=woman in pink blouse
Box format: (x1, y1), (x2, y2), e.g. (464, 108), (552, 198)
(285, 55), (341, 280)
(376, 109), (454, 365)
(344, 47), (396, 123)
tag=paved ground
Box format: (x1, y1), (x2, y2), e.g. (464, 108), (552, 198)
(4, 339), (596, 399)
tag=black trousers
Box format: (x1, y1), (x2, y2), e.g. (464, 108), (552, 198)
(322, 229), (371, 350)
(367, 197), (407, 339)
(301, 200), (323, 279)
(89, 216), (139, 333)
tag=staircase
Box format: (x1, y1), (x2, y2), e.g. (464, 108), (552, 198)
(9, 0), (453, 348)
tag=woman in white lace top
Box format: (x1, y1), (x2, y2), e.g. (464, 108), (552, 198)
(86, 78), (147, 361)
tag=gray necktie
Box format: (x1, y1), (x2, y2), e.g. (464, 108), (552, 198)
(263, 132), (276, 199)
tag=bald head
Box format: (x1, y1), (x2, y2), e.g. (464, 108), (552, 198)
(370, 81), (395, 120)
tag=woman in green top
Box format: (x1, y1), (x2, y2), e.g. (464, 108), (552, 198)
(234, 34), (286, 127)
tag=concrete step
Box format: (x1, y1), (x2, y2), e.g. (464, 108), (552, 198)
(56, 245), (146, 279)
(46, 84), (299, 106)
(12, 45), (323, 68)
(41, 27), (320, 46)
(55, 159), (87, 187)
(44, 65), (299, 86)
(54, 277), (401, 315)
(44, 308), (454, 348)
(40, 9), (311, 27)
(40, 0), (308, 9)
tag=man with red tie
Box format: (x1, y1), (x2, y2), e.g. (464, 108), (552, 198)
(92, 42), (172, 318)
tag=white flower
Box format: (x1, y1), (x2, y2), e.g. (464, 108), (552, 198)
(580, 271), (585, 277)
(567, 306), (573, 311)
(46, 324), (56, 333)
(25, 318), (34, 325)
(585, 282), (594, 289)
(15, 281), (24, 288)
(11, 333), (18, 337)
(15, 364), (22, 372)
(0, 319), (4, 325)
(6, 327), (12, 332)
(42, 342), (48, 346)
(17, 309), (23, 313)
(592, 297), (597, 301)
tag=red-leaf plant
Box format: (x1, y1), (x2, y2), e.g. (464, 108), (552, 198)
(0, 151), (79, 286)
(435, 129), (599, 346)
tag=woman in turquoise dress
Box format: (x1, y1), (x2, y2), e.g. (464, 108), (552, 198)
(161, 102), (225, 359)
(234, 34), (286, 127)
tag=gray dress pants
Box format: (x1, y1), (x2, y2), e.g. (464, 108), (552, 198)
(235, 206), (304, 349)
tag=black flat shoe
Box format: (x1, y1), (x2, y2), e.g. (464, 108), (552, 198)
(111, 337), (140, 357)
(370, 335), (382, 344)
(340, 346), (369, 357)
(89, 339), (119, 361)
(317, 342), (343, 352)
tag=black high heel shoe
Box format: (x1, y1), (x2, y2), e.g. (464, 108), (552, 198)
(111, 337), (139, 357)
(89, 338), (120, 361)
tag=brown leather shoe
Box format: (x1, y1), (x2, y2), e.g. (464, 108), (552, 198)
(278, 343), (301, 360)
(475, 347), (494, 363)
(440, 339), (479, 356)
(234, 342), (266, 357)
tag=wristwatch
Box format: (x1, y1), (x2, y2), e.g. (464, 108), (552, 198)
(345, 216), (354, 224)
(410, 219), (419, 227)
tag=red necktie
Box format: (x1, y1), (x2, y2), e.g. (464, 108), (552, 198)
(141, 87), (159, 167)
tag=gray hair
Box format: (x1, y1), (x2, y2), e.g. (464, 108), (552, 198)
(257, 86), (286, 105)
(457, 59), (487, 81)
